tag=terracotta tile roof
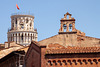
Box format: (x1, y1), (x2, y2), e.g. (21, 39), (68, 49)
(32, 40), (46, 47)
(0, 46), (24, 59)
(17, 46), (29, 53)
(48, 43), (66, 49)
(46, 46), (100, 54)
(32, 41), (40, 46)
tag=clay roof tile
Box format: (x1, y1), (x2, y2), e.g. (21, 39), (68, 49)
(46, 47), (100, 54)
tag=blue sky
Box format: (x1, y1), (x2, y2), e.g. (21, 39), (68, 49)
(0, 0), (100, 43)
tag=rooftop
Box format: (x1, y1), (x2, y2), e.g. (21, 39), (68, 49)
(46, 46), (100, 54)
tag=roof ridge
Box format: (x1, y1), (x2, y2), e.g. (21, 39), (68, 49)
(38, 34), (58, 43)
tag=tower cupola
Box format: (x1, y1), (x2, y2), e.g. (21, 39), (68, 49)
(7, 13), (38, 46)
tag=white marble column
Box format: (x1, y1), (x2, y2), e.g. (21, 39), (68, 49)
(26, 33), (28, 43)
(20, 33), (22, 44)
(23, 32), (25, 44)
(17, 33), (19, 43)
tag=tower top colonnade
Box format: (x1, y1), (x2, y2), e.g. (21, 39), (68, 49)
(7, 13), (38, 46)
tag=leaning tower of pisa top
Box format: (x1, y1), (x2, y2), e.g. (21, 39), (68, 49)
(7, 13), (38, 46)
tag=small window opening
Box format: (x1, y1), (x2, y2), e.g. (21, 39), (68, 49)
(30, 23), (32, 27)
(67, 15), (69, 19)
(69, 24), (72, 32)
(26, 19), (28, 23)
(15, 19), (17, 24)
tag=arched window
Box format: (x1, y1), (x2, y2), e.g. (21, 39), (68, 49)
(67, 15), (69, 19)
(63, 24), (67, 32)
(69, 24), (72, 32)
(15, 19), (17, 24)
(30, 22), (32, 27)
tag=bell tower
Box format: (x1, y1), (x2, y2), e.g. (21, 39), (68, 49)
(59, 12), (76, 34)
(7, 13), (38, 46)
(59, 12), (85, 36)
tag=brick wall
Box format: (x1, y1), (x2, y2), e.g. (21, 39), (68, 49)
(25, 43), (41, 67)
(45, 53), (100, 67)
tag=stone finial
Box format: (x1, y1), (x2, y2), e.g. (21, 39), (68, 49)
(64, 12), (72, 19)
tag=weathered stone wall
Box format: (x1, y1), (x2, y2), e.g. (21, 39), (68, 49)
(39, 34), (100, 47)
(77, 36), (100, 47)
(39, 33), (78, 47)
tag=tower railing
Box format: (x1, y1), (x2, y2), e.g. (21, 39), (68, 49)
(11, 12), (34, 16)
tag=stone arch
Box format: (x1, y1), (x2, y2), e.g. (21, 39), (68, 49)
(67, 60), (72, 65)
(53, 60), (57, 65)
(77, 59), (82, 65)
(67, 15), (69, 19)
(62, 60), (67, 65)
(72, 59), (76, 62)
(83, 59), (87, 64)
(48, 60), (52, 65)
(57, 60), (62, 65)
(72, 59), (77, 65)
(88, 59), (91, 62)
(93, 59), (98, 64)
(88, 59), (93, 64)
